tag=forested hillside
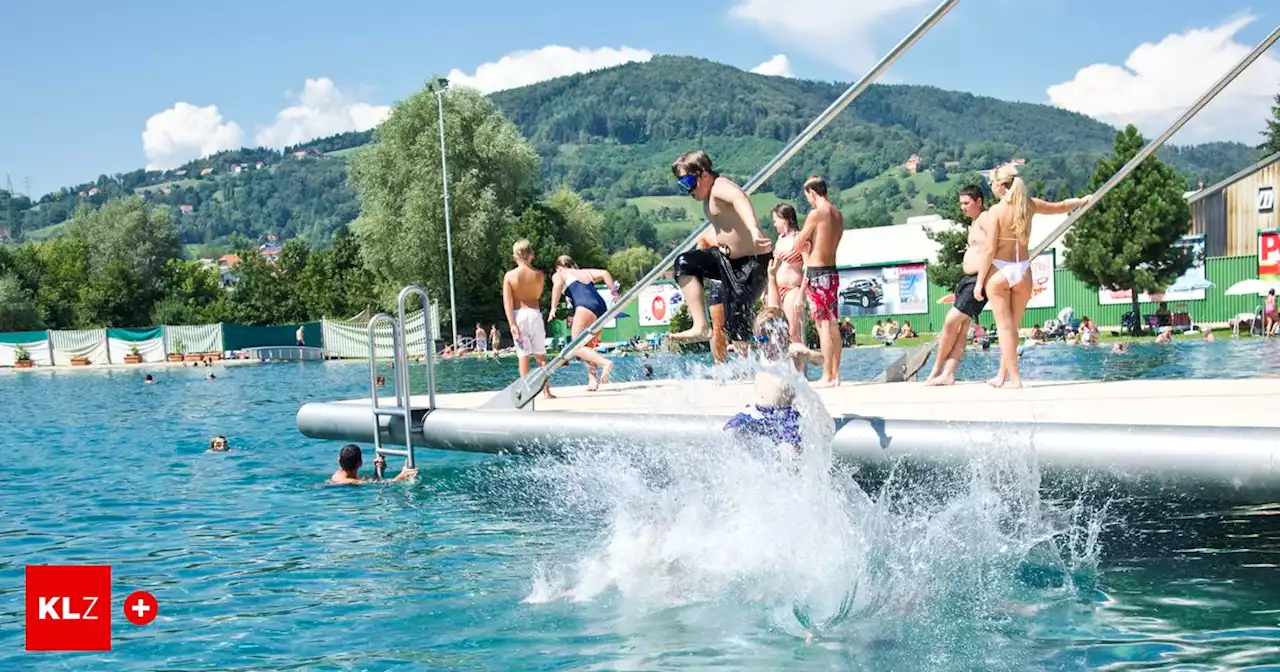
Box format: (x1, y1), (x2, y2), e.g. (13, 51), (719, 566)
(1, 56), (1259, 251)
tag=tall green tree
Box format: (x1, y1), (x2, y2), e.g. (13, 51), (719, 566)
(1065, 125), (1192, 334)
(68, 198), (182, 327)
(608, 246), (662, 289)
(151, 260), (231, 325)
(546, 186), (607, 268)
(0, 271), (44, 332)
(350, 84), (540, 330)
(1261, 89), (1280, 156)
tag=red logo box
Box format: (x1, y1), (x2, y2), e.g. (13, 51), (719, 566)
(25, 565), (112, 651)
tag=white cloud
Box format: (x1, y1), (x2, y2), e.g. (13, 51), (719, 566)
(729, 0), (930, 72)
(751, 54), (795, 77)
(1047, 15), (1280, 144)
(253, 77), (391, 148)
(142, 103), (244, 170)
(446, 45), (653, 94)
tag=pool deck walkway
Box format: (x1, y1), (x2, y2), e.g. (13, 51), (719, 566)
(339, 377), (1280, 428)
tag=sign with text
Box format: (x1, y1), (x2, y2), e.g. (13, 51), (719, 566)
(26, 565), (112, 651)
(638, 284), (682, 326)
(1260, 229), (1280, 281)
(1259, 186), (1275, 214)
(1099, 236), (1206, 304)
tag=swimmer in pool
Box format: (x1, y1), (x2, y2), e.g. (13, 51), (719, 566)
(722, 307), (818, 459)
(328, 444), (417, 485)
(208, 435), (230, 452)
(144, 374), (154, 384)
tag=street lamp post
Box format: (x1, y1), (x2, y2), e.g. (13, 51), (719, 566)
(431, 77), (459, 347)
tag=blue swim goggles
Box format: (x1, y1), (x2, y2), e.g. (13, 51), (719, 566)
(676, 174), (698, 194)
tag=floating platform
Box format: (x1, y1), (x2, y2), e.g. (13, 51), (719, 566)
(245, 346), (326, 361)
(297, 377), (1280, 499)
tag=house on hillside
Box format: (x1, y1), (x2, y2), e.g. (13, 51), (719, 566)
(159, 187), (172, 195)
(200, 167), (215, 177)
(259, 244), (282, 263)
(292, 148), (324, 160)
(255, 162), (265, 169)
(0, 227), (11, 242)
(903, 154), (922, 174)
(233, 165), (243, 173)
(174, 170), (187, 177)
(87, 187), (100, 197)
(943, 161), (961, 170)
(179, 204), (194, 215)
(218, 254), (241, 268)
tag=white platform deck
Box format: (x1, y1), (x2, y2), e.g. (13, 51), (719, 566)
(370, 377), (1280, 428)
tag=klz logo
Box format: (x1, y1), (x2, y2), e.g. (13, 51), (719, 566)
(1260, 186), (1275, 214)
(26, 565), (112, 651)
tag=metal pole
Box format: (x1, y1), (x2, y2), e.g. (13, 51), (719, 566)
(436, 87), (460, 348)
(483, 0), (962, 410)
(876, 21), (1280, 383)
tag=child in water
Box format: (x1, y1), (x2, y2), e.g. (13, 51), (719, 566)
(722, 307), (817, 458)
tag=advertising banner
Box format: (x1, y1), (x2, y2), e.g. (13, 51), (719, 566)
(837, 262), (928, 317)
(639, 284), (683, 326)
(1100, 236), (1206, 304)
(1260, 229), (1280, 281)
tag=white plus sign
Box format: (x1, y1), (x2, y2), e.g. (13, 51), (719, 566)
(131, 599), (151, 618)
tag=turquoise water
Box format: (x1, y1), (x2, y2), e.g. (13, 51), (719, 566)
(3, 340), (1279, 671)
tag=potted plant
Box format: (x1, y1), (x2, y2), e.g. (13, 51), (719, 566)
(124, 344), (143, 364)
(167, 338), (185, 362)
(14, 345), (34, 369)
(71, 355), (91, 366)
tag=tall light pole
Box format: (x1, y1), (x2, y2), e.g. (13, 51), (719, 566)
(431, 77), (459, 347)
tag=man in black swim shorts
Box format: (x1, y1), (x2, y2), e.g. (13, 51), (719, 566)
(925, 185), (990, 386)
(668, 150), (774, 344)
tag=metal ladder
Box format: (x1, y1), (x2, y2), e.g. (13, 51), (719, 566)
(366, 285), (438, 470)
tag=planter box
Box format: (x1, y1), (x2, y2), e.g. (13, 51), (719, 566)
(14, 360), (34, 369)
(167, 354), (184, 362)
(71, 358), (91, 366)
(203, 352), (222, 361)
(124, 354), (143, 364)
(184, 353), (203, 362)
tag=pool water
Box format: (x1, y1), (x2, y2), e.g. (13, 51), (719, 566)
(2, 340), (1279, 671)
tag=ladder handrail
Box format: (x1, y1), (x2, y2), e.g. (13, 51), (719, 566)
(397, 285), (436, 412)
(367, 313), (402, 410)
(366, 312), (416, 470)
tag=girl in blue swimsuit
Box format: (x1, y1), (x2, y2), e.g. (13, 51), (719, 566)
(549, 255), (617, 391)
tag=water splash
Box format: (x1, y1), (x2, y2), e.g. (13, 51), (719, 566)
(513, 355), (1106, 649)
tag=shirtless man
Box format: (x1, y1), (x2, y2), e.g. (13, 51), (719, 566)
(780, 175), (844, 387)
(669, 150), (774, 344)
(328, 444), (417, 485)
(502, 239), (554, 398)
(925, 185), (988, 386)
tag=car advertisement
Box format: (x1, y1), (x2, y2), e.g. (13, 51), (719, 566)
(837, 262), (928, 317)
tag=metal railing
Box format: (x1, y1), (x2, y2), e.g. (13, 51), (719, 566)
(483, 0), (963, 410)
(876, 21), (1280, 383)
(364, 284), (439, 469)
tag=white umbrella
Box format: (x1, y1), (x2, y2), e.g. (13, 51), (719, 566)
(1166, 276), (1215, 293)
(1224, 279), (1280, 296)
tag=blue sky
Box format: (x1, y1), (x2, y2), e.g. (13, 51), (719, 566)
(1, 0), (1276, 196)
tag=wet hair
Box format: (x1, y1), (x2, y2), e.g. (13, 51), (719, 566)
(338, 444), (362, 471)
(512, 238), (533, 261)
(671, 150), (714, 177)
(209, 435), (228, 450)
(555, 254), (577, 270)
(144, 374), (153, 381)
(803, 175), (828, 197)
(771, 203), (798, 232)
(991, 163), (1031, 244)
(958, 184), (984, 203)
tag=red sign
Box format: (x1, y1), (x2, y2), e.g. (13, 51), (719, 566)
(651, 296), (667, 321)
(26, 565), (112, 651)
(1260, 230), (1280, 280)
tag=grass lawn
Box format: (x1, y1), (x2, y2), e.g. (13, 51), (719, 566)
(327, 146), (365, 159)
(839, 168), (961, 224)
(23, 220), (70, 241)
(134, 178), (204, 194)
(633, 192), (791, 243)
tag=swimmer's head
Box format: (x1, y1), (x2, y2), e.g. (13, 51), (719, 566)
(513, 238), (533, 263)
(338, 444), (363, 472)
(554, 254), (578, 270)
(209, 435), (229, 451)
(671, 150), (715, 201)
(753, 307), (791, 360)
(144, 374), (153, 383)
(802, 175), (828, 206)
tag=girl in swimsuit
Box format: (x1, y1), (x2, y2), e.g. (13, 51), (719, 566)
(978, 163), (1092, 388)
(549, 255), (617, 391)
(766, 203), (806, 347)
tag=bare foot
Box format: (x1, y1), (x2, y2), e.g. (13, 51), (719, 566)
(829, 378), (841, 387)
(986, 375), (1005, 388)
(669, 327), (713, 343)
(812, 378), (833, 388)
(1005, 377), (1023, 389)
(542, 389), (557, 399)
(586, 369), (599, 392)
(597, 362), (613, 387)
(924, 374), (954, 387)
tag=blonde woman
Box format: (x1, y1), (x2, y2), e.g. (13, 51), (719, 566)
(975, 164), (1091, 388)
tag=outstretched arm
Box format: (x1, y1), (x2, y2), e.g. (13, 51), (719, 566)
(547, 273), (565, 323)
(1031, 194), (1091, 215)
(589, 268), (618, 298)
(783, 210), (823, 263)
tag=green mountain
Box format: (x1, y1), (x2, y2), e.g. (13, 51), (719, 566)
(2, 55), (1260, 250)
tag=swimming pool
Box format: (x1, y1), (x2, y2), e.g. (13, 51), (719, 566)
(3, 341), (1278, 670)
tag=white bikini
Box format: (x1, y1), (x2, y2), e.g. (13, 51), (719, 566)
(992, 236), (1031, 285)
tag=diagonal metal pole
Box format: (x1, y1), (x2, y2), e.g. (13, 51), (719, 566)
(875, 21), (1280, 384)
(483, 0), (963, 410)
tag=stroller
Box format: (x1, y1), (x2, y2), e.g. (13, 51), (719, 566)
(1042, 307), (1077, 341)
